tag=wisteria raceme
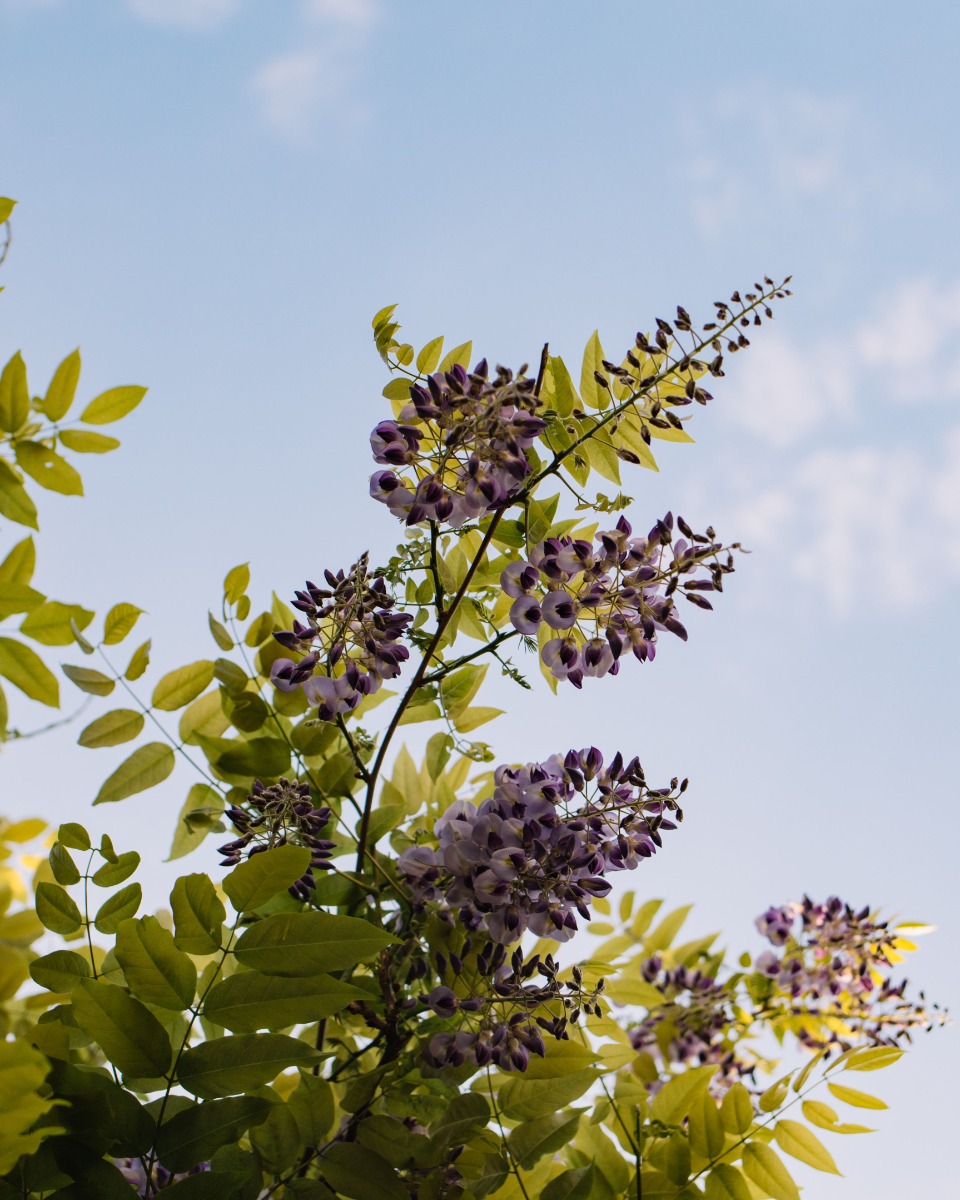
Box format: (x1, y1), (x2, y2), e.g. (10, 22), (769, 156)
(270, 552), (411, 722)
(501, 512), (737, 687)
(398, 747), (683, 944)
(751, 895), (943, 1048)
(218, 777), (335, 899)
(369, 359), (546, 527)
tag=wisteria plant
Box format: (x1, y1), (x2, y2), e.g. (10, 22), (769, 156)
(0, 194), (946, 1200)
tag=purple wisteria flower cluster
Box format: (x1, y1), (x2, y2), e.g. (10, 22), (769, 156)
(270, 553), (411, 722)
(629, 957), (750, 1092)
(501, 512), (736, 687)
(414, 945), (602, 1072)
(369, 360), (546, 527)
(398, 747), (682, 945)
(218, 777), (335, 900)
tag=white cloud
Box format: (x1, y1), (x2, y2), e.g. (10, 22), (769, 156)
(251, 1), (379, 143)
(303, 0), (378, 27)
(125, 0), (240, 30)
(855, 278), (960, 402)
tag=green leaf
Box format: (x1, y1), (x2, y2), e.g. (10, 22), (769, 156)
(78, 708), (145, 748)
(644, 903), (693, 953)
(223, 563), (250, 604)
(15, 441), (83, 495)
(741, 1144), (800, 1200)
(547, 355), (579, 418)
(759, 1074), (791, 1113)
(720, 1082), (754, 1135)
(79, 384), (147, 425)
(0, 352), (29, 433)
(774, 1119), (841, 1174)
(59, 429), (121, 453)
(320, 1142), (407, 1200)
(196, 734), (291, 778)
(103, 602), (143, 645)
(650, 1064), (717, 1124)
(93, 881), (142, 934)
(168, 783), (225, 861)
(152, 660), (216, 711)
(72, 977), (172, 1077)
(115, 915), (197, 1009)
(430, 1092), (490, 1151)
(178, 1033), (324, 1099)
(49, 842), (81, 884)
(844, 1046), (903, 1072)
(440, 663), (487, 716)
(171, 873), (225, 954)
(0, 536), (35, 586)
(58, 821), (91, 850)
(222, 844), (311, 913)
(452, 705), (503, 733)
(437, 340), (473, 373)
(416, 336), (444, 374)
(579, 330), (608, 411)
(94, 742), (175, 804)
(155, 1096), (273, 1173)
(689, 1091), (726, 1160)
(20, 601), (94, 646)
(125, 638), (151, 680)
(827, 1082), (887, 1110)
(499, 1069), (597, 1120)
(0, 197), (15, 223)
(208, 611), (234, 650)
(287, 1072), (335, 1149)
(0, 582), (44, 620)
(91, 850), (140, 886)
(29, 949), (92, 992)
(0, 636), (59, 705)
(233, 910), (399, 975)
(508, 1109), (583, 1170)
(153, 1173), (250, 1200)
(703, 1165), (753, 1200)
(62, 662), (115, 696)
(542, 1165), (594, 1200)
(35, 881), (83, 934)
(42, 349), (81, 420)
(0, 467), (38, 529)
(203, 970), (367, 1032)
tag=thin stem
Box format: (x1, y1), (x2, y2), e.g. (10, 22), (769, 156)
(486, 1068), (533, 1200)
(420, 628), (519, 686)
(355, 509), (504, 870)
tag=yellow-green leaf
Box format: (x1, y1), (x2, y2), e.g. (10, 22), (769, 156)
(79, 385), (147, 425)
(222, 845), (311, 913)
(72, 978), (171, 1077)
(416, 336), (444, 374)
(208, 611), (233, 650)
(774, 1120), (841, 1174)
(62, 662), (114, 696)
(704, 1165), (752, 1200)
(152, 660), (215, 711)
(438, 341), (472, 373)
(844, 1046), (903, 1072)
(78, 708), (145, 749)
(94, 882), (142, 932)
(43, 349), (81, 421)
(0, 473), (38, 529)
(168, 782), (225, 862)
(124, 638), (151, 680)
(0, 582), (44, 620)
(741, 1144), (800, 1200)
(223, 563), (250, 604)
(0, 197), (15, 224)
(0, 352), (29, 433)
(827, 1082), (887, 1110)
(20, 601), (94, 646)
(35, 881), (83, 934)
(93, 742), (175, 805)
(103, 603), (143, 645)
(0, 536), (36, 586)
(15, 442), (83, 496)
(115, 915), (197, 1010)
(58, 429), (120, 454)
(0, 637), (59, 705)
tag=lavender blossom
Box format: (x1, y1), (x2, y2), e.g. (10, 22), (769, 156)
(501, 513), (737, 687)
(398, 748), (682, 944)
(271, 552), (411, 722)
(369, 360), (546, 528)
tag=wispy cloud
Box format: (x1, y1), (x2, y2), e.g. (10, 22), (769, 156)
(125, 0), (240, 31)
(251, 0), (379, 143)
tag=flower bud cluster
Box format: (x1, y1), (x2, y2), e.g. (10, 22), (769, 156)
(115, 1159), (209, 1196)
(271, 553), (411, 722)
(752, 895), (944, 1049)
(218, 777), (335, 900)
(629, 956), (749, 1090)
(398, 747), (682, 945)
(369, 360), (546, 527)
(501, 513), (735, 686)
(417, 945), (602, 1072)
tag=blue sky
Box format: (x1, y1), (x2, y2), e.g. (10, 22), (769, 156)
(2, 2), (958, 1195)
